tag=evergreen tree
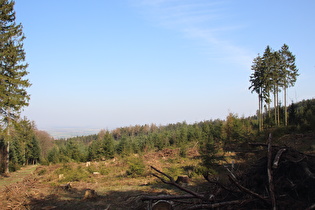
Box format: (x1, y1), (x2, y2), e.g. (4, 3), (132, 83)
(47, 146), (60, 164)
(249, 53), (269, 131)
(249, 44), (298, 129)
(268, 50), (281, 126)
(14, 118), (36, 165)
(0, 0), (30, 173)
(199, 132), (221, 173)
(28, 135), (40, 164)
(279, 44), (299, 126)
(102, 131), (115, 159)
(249, 54), (262, 130)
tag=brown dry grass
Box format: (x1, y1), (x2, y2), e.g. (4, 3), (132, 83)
(0, 147), (204, 210)
(2, 133), (314, 209)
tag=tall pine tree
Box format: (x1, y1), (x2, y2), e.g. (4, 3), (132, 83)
(0, 0), (30, 173)
(279, 44), (299, 126)
(249, 44), (298, 129)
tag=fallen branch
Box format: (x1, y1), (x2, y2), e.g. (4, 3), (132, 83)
(267, 133), (277, 210)
(151, 166), (206, 201)
(273, 148), (287, 169)
(228, 174), (269, 204)
(142, 194), (197, 201)
(306, 203), (315, 210)
(301, 162), (315, 179)
(186, 199), (251, 210)
(203, 174), (238, 193)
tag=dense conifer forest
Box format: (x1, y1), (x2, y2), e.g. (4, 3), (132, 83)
(1, 98), (314, 173)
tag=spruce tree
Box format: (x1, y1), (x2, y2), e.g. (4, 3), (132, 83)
(279, 44), (299, 126)
(249, 54), (263, 131)
(0, 0), (30, 173)
(249, 44), (298, 129)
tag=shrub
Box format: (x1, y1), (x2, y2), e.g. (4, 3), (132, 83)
(164, 165), (185, 178)
(37, 168), (47, 176)
(126, 157), (146, 177)
(55, 164), (89, 182)
(87, 164), (109, 175)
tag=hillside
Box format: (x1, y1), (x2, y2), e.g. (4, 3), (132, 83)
(1, 131), (315, 209)
(0, 147), (203, 209)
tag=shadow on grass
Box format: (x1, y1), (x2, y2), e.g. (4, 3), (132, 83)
(26, 179), (212, 210)
(27, 186), (152, 210)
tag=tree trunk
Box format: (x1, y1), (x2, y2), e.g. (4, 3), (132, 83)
(4, 141), (10, 174)
(258, 95), (261, 131)
(277, 88), (280, 126)
(260, 96), (264, 131)
(284, 87), (287, 126)
(274, 89), (277, 126)
(260, 95), (263, 130)
(4, 108), (11, 174)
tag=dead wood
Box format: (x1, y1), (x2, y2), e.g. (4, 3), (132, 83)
(142, 194), (198, 201)
(267, 133), (277, 210)
(59, 182), (71, 191)
(273, 148), (287, 169)
(203, 174), (237, 193)
(147, 134), (315, 209)
(83, 189), (98, 200)
(227, 174), (268, 203)
(151, 166), (206, 201)
(186, 199), (252, 210)
(306, 203), (315, 210)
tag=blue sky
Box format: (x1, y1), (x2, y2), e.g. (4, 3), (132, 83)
(15, 0), (315, 133)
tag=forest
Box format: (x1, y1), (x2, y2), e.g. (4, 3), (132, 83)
(0, 0), (314, 175)
(1, 98), (314, 173)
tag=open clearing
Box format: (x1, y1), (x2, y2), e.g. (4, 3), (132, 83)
(0, 148), (205, 209)
(1, 132), (315, 209)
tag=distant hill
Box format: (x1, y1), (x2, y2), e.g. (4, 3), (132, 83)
(42, 127), (100, 139)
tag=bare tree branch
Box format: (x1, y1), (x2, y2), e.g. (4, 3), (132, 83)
(142, 194), (197, 201)
(203, 174), (238, 193)
(273, 148), (286, 169)
(186, 199), (252, 210)
(151, 166), (207, 201)
(228, 174), (269, 204)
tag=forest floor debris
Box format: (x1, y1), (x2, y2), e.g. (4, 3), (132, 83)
(1, 133), (315, 209)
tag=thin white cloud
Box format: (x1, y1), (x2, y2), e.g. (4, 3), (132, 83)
(132, 0), (253, 68)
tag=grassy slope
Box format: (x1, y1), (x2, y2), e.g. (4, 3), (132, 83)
(0, 165), (37, 188)
(0, 147), (204, 210)
(1, 132), (314, 209)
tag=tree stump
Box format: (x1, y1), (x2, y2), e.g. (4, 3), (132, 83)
(60, 182), (71, 191)
(175, 175), (190, 186)
(83, 189), (97, 199)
